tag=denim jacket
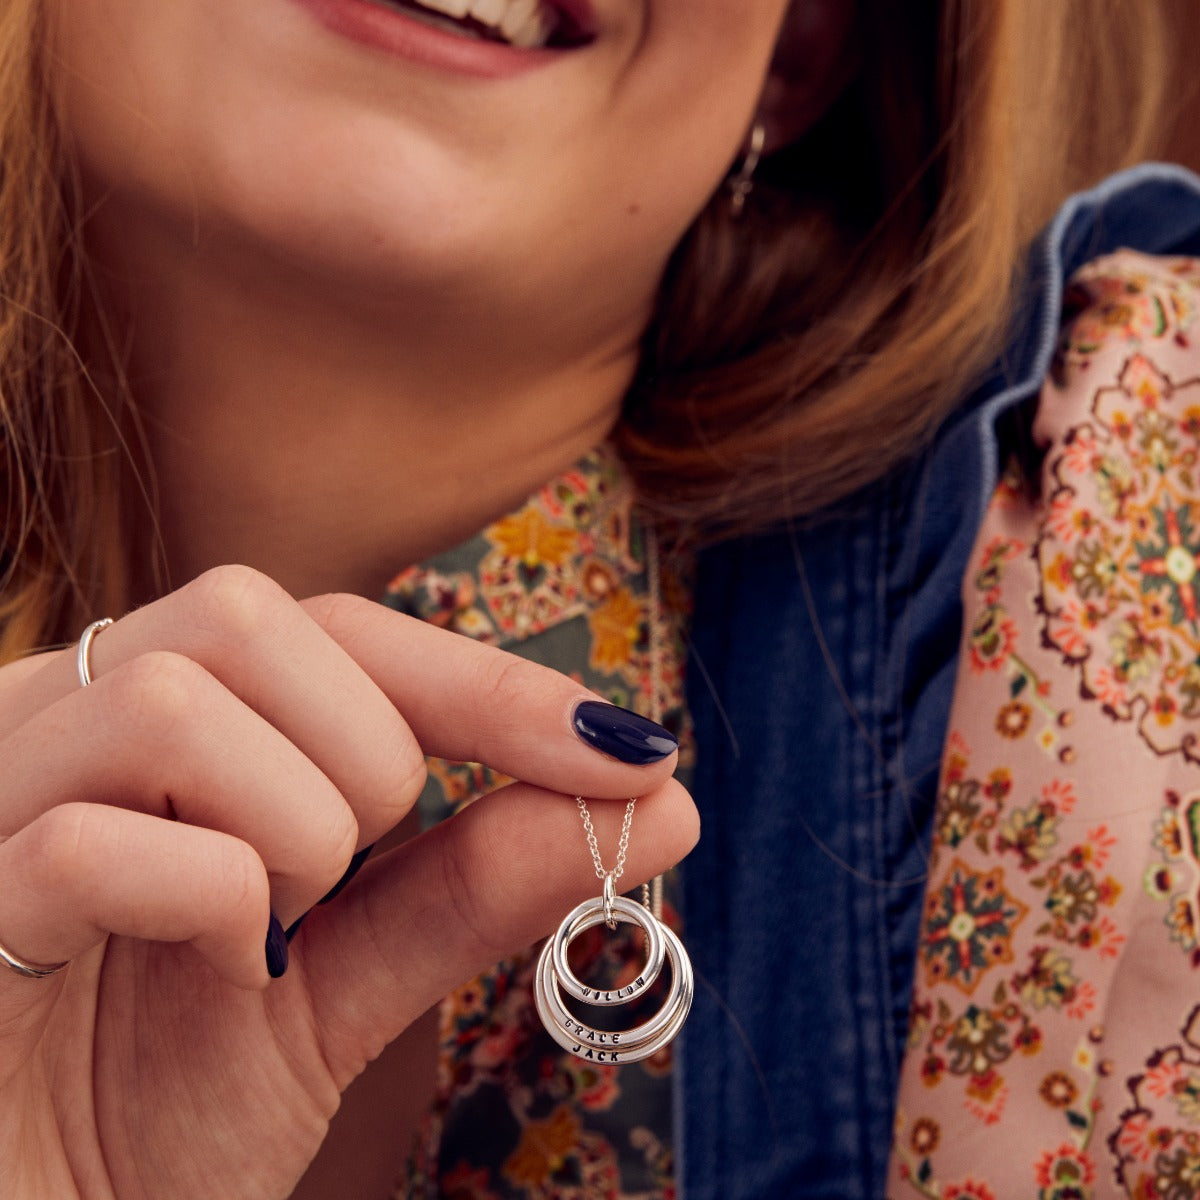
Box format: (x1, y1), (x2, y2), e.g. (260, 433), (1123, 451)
(680, 164), (1200, 1200)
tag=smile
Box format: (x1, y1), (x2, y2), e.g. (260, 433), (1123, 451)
(366, 0), (591, 49)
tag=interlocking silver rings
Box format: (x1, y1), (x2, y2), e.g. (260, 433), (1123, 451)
(77, 618), (114, 688)
(534, 893), (693, 1065)
(0, 937), (68, 980)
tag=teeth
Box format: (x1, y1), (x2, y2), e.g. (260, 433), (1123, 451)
(499, 0), (538, 36)
(416, 0), (470, 16)
(506, 9), (551, 49)
(380, 0), (559, 49)
(469, 0), (506, 21)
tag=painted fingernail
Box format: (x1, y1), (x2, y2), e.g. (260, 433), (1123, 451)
(265, 911), (289, 979)
(572, 700), (677, 765)
(318, 843), (375, 906)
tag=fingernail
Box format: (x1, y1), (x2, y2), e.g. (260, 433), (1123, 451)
(285, 843), (378, 944)
(318, 843), (375, 906)
(265, 911), (289, 979)
(572, 700), (677, 765)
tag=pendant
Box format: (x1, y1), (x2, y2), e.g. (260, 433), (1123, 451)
(534, 874), (693, 1065)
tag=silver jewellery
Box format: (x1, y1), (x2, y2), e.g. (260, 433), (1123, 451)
(534, 530), (693, 1064)
(0, 939), (69, 980)
(728, 121), (766, 218)
(534, 798), (693, 1064)
(0, 619), (108, 982)
(77, 618), (113, 688)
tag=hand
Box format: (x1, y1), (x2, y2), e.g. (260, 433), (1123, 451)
(0, 565), (697, 1199)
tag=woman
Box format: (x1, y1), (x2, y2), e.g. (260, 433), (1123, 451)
(0, 2), (1197, 1197)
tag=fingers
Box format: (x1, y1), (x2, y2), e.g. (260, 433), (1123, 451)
(293, 777), (699, 1082)
(0, 652), (358, 921)
(0, 565), (683, 990)
(303, 592), (679, 797)
(6, 567), (678, 848)
(4, 567), (427, 847)
(0, 803), (271, 995)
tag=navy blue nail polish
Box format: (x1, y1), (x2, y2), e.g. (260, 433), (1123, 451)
(265, 911), (289, 979)
(318, 843), (374, 906)
(572, 700), (677, 765)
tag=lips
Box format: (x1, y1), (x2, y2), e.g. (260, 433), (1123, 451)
(366, 0), (594, 49)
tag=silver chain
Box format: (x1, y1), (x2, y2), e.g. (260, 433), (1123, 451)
(576, 796), (637, 883)
(575, 522), (665, 914)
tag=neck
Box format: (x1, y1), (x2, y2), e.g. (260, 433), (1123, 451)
(99, 223), (640, 603)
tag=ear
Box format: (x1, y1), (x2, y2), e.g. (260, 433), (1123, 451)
(758, 0), (859, 155)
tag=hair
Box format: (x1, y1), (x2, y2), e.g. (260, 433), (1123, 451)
(621, 0), (1196, 537)
(0, 0), (1195, 661)
(0, 0), (132, 661)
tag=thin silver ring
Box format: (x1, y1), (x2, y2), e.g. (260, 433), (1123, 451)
(77, 618), (114, 688)
(551, 895), (665, 1006)
(0, 937), (68, 980)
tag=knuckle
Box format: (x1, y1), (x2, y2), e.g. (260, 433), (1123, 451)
(472, 650), (537, 712)
(323, 804), (361, 876)
(25, 802), (99, 893)
(212, 838), (269, 922)
(270, 790), (359, 883)
(373, 735), (428, 824)
(303, 591), (367, 634)
(104, 651), (209, 739)
(185, 564), (289, 648)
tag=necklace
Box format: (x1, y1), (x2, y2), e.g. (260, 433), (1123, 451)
(533, 523), (694, 1063)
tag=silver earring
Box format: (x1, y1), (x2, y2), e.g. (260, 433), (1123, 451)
(727, 121), (766, 218)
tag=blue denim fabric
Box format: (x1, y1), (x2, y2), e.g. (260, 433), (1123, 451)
(679, 164), (1200, 1200)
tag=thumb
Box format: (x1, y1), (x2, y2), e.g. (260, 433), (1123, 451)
(290, 779), (698, 1086)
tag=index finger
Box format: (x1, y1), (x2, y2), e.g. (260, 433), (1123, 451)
(302, 593), (679, 799)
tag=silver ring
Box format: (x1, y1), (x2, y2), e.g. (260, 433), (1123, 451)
(0, 936), (68, 980)
(76, 618), (114, 688)
(550, 895), (665, 1006)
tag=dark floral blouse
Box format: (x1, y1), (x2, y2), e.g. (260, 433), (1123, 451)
(383, 444), (692, 1199)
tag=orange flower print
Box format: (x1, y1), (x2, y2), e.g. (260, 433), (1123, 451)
(1039, 1071), (1078, 1108)
(921, 862), (1028, 994)
(1047, 492), (1096, 545)
(503, 1106), (581, 1186)
(588, 587), (643, 673)
(996, 700), (1032, 739)
(1061, 427), (1099, 475)
(1033, 1143), (1096, 1193)
(442, 1163), (500, 1200)
(489, 507), (578, 571)
(564, 1059), (621, 1112)
(908, 1116), (941, 1155)
(1043, 551), (1074, 592)
(969, 606), (1018, 672)
(943, 1180), (997, 1200)
(580, 558), (620, 601)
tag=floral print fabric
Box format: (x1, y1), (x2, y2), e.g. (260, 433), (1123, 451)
(382, 445), (692, 1199)
(888, 252), (1200, 1198)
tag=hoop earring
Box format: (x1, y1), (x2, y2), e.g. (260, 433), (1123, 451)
(727, 122), (766, 218)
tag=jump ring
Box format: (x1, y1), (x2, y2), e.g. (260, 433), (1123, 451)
(0, 936), (68, 980)
(77, 618), (114, 688)
(603, 872), (617, 930)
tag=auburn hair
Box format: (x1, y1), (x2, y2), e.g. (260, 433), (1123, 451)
(0, 0), (1195, 660)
